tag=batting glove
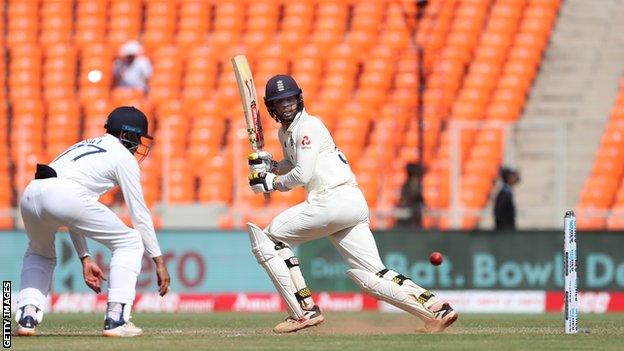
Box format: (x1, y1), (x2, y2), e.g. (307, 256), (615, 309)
(249, 171), (277, 193)
(248, 151), (275, 173)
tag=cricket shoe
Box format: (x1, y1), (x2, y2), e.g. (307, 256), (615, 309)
(102, 318), (143, 337)
(14, 305), (41, 336)
(424, 302), (458, 333)
(15, 315), (37, 336)
(273, 305), (324, 333)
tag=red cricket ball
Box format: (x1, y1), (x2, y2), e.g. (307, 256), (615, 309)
(429, 252), (443, 266)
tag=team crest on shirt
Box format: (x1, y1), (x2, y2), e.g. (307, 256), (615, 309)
(301, 136), (311, 148)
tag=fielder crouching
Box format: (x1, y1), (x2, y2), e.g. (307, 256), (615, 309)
(245, 75), (458, 333)
(14, 107), (170, 337)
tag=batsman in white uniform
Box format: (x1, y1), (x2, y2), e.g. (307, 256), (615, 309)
(246, 75), (458, 333)
(15, 106), (170, 337)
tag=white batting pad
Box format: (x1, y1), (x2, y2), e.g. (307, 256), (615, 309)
(246, 222), (305, 319)
(346, 268), (434, 321)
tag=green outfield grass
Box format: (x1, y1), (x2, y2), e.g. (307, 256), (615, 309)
(10, 312), (624, 351)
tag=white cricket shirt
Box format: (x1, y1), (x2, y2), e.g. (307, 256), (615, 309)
(274, 109), (356, 196)
(49, 133), (162, 257)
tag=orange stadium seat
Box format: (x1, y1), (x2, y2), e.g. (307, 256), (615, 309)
(162, 160), (195, 204)
(45, 99), (81, 159)
(282, 2), (314, 39)
(575, 205), (606, 231)
(108, 0), (142, 48)
(351, 2), (384, 31)
(82, 98), (111, 138)
(149, 46), (183, 106)
(213, 2), (245, 37)
(177, 1), (211, 48)
(578, 77), (624, 228)
(246, 1), (279, 33)
(606, 206), (624, 230)
(142, 1), (177, 54)
(7, 1), (40, 46)
(40, 2), (73, 45)
(76, 0), (108, 47)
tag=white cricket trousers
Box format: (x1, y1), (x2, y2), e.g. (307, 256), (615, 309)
(17, 178), (143, 312)
(267, 184), (386, 273)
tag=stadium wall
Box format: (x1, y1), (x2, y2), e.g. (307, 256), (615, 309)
(1, 230), (622, 313)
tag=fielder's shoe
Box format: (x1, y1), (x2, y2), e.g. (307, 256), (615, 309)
(425, 302), (458, 333)
(15, 315), (37, 336)
(102, 318), (143, 337)
(273, 305), (324, 333)
(14, 305), (40, 336)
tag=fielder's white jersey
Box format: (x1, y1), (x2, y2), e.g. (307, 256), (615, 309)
(274, 109), (356, 196)
(49, 133), (162, 257)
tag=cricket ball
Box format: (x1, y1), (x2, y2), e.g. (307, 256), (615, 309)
(429, 252), (443, 266)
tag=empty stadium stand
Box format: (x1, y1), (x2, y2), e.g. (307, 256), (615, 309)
(0, 0), (563, 230)
(577, 77), (624, 230)
(514, 0), (624, 229)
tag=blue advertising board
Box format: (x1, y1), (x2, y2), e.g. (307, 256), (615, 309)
(0, 231), (274, 293)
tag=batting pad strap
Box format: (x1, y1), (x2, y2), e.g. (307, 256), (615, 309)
(417, 291), (434, 305)
(378, 269), (409, 286)
(295, 287), (312, 302)
(285, 256), (300, 268)
(275, 243), (299, 267)
(347, 268), (434, 321)
(392, 274), (409, 286)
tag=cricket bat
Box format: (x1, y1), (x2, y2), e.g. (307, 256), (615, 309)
(232, 54), (270, 199)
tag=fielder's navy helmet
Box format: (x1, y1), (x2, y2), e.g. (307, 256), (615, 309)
(104, 106), (153, 139)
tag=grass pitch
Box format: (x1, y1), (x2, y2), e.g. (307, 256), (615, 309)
(11, 312), (624, 351)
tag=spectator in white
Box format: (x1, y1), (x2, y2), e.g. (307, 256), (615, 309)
(113, 40), (152, 93)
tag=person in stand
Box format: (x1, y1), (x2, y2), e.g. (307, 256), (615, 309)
(398, 163), (424, 227)
(112, 40), (152, 93)
(494, 167), (521, 230)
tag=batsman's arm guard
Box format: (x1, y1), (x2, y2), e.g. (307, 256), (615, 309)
(247, 222), (305, 319)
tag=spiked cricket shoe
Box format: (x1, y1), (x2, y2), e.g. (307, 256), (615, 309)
(15, 315), (37, 336)
(273, 305), (324, 333)
(102, 318), (143, 337)
(425, 302), (458, 333)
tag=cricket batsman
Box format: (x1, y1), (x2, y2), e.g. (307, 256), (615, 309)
(246, 75), (458, 333)
(15, 106), (170, 337)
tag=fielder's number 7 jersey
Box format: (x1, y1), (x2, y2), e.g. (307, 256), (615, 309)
(48, 133), (161, 257)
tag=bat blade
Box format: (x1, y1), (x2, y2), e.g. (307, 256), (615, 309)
(232, 54), (270, 199)
(232, 55), (265, 151)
